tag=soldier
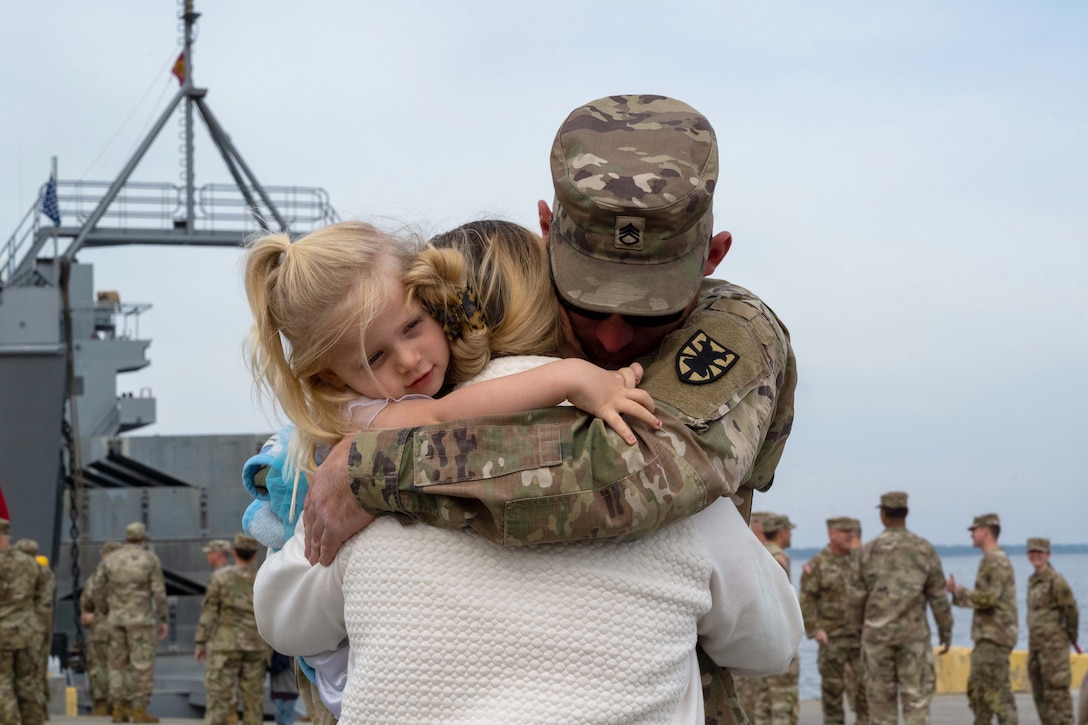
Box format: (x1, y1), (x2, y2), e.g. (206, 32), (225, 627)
(1025, 537), (1079, 725)
(299, 93), (799, 725)
(947, 513), (1018, 725)
(15, 538), (55, 721)
(861, 492), (952, 725)
(842, 518), (863, 718)
(0, 517), (48, 725)
(742, 513), (800, 725)
(90, 521), (169, 723)
(203, 539), (232, 571)
(195, 533), (270, 725)
(800, 516), (868, 725)
(80, 540), (124, 716)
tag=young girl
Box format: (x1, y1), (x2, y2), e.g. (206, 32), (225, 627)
(243, 220), (658, 514)
(250, 220), (802, 724)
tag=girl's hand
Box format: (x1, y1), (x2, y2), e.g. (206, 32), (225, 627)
(564, 360), (659, 444)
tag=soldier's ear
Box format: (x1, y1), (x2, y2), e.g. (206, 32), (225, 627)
(705, 232), (732, 276)
(538, 200), (553, 240)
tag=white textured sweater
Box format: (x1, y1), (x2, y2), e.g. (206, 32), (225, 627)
(254, 357), (802, 724)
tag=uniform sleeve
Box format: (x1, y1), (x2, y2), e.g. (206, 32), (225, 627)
(798, 558), (820, 638)
(693, 497), (802, 677)
(1055, 574), (1079, 645)
(194, 573), (221, 646)
(253, 515), (348, 657)
(346, 289), (796, 547)
(151, 557), (168, 625)
(953, 556), (1005, 611)
(925, 551), (954, 645)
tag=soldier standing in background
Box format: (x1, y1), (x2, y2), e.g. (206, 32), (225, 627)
(0, 517), (48, 725)
(842, 518), (863, 718)
(741, 513), (800, 725)
(947, 513), (1018, 725)
(203, 539), (232, 571)
(861, 492), (952, 725)
(799, 516), (868, 724)
(80, 540), (124, 716)
(15, 538), (55, 721)
(89, 521), (169, 723)
(195, 533), (269, 725)
(1025, 537), (1079, 725)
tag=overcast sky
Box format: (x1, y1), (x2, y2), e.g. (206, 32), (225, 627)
(2, 1), (1085, 547)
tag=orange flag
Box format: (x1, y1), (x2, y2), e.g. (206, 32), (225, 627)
(172, 52), (186, 85)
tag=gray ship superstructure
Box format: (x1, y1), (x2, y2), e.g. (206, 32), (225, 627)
(0, 1), (337, 716)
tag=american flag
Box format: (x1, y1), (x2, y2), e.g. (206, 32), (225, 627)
(40, 176), (61, 227)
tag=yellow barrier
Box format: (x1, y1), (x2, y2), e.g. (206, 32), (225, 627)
(934, 646), (1088, 693)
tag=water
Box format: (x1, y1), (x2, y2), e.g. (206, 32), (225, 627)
(791, 551), (1088, 700)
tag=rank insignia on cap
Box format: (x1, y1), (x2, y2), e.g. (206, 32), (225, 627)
(615, 216), (644, 249)
(676, 330), (738, 385)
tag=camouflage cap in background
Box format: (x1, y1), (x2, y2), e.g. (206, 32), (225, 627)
(101, 541), (123, 556)
(548, 94), (718, 317)
(848, 517), (862, 532)
(1026, 537), (1050, 553)
(0, 517), (9, 535)
(14, 538), (38, 555)
(124, 521), (147, 541)
(762, 513), (796, 532)
(233, 533), (259, 552)
(878, 491), (908, 509)
(750, 510), (772, 527)
(202, 539), (231, 555)
(826, 517), (855, 531)
(968, 513), (1000, 530)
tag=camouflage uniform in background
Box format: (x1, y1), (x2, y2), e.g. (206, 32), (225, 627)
(952, 542), (1018, 724)
(16, 538), (55, 719)
(195, 536), (270, 725)
(1026, 541), (1079, 725)
(0, 522), (48, 725)
(861, 522), (953, 725)
(741, 534), (799, 725)
(799, 528), (868, 724)
(95, 524), (168, 720)
(81, 541), (123, 715)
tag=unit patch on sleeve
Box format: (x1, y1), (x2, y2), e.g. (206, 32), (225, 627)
(675, 330), (738, 385)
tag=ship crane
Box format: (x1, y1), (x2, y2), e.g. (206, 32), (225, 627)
(0, 3), (336, 714)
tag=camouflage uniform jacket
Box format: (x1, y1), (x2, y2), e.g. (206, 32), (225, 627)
(0, 549), (47, 650)
(765, 541), (791, 578)
(1026, 564), (1078, 652)
(94, 542), (168, 628)
(952, 546), (1018, 648)
(799, 548), (865, 640)
(80, 562), (111, 642)
(195, 561), (268, 653)
(860, 527), (953, 647)
(347, 279), (796, 546)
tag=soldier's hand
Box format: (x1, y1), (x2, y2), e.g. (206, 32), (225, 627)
(80, 612), (94, 626)
(195, 646), (206, 664)
(938, 641), (951, 655)
(945, 574), (957, 593)
(304, 434), (374, 567)
(158, 622), (168, 640)
(814, 629), (829, 645)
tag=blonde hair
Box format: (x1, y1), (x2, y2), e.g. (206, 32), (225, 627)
(406, 220), (563, 385)
(244, 220), (413, 468)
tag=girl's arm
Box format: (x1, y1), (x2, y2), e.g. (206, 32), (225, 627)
(371, 359), (658, 444)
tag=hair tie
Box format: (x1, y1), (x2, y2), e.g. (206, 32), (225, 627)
(423, 287), (486, 340)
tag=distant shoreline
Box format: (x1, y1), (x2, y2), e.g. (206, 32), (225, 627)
(791, 543), (1088, 560)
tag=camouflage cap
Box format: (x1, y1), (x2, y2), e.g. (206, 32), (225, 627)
(762, 513), (796, 532)
(14, 538), (38, 555)
(749, 510), (772, 526)
(848, 517), (862, 533)
(826, 516), (855, 531)
(1026, 537), (1050, 553)
(548, 94), (718, 317)
(124, 521), (147, 541)
(202, 539), (231, 555)
(968, 513), (1000, 530)
(233, 533), (259, 552)
(878, 491), (908, 509)
(0, 518), (9, 535)
(101, 541), (123, 556)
